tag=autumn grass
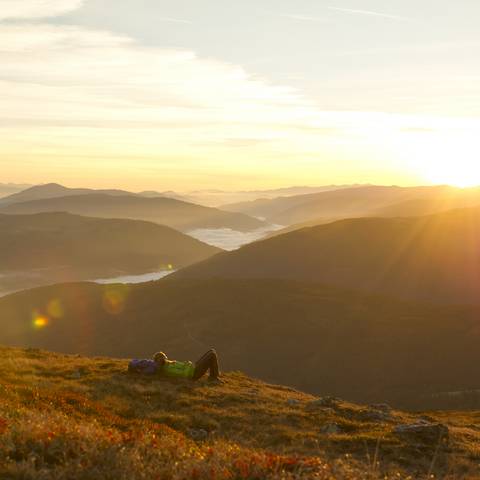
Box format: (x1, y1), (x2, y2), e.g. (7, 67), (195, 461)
(0, 346), (479, 479)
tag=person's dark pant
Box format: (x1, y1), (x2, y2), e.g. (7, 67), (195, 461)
(193, 349), (220, 380)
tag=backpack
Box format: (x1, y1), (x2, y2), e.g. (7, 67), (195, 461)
(128, 359), (158, 375)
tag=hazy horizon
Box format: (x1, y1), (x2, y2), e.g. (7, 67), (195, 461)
(6, 180), (478, 195)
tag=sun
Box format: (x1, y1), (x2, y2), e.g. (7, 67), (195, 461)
(396, 129), (480, 188)
(423, 159), (480, 187)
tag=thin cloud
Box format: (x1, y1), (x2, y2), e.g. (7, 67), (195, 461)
(0, 0), (84, 20)
(327, 6), (411, 21)
(157, 17), (192, 24)
(280, 14), (333, 23)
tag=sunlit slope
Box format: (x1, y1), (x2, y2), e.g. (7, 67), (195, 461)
(0, 193), (265, 232)
(265, 192), (480, 240)
(3, 346), (479, 478)
(0, 212), (220, 276)
(0, 279), (478, 408)
(222, 185), (480, 226)
(174, 207), (480, 304)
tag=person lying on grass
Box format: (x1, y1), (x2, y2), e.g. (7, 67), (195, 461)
(128, 348), (222, 383)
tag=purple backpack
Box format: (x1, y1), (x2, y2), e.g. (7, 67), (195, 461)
(128, 359), (158, 374)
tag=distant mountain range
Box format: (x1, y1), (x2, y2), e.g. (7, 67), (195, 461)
(0, 212), (220, 293)
(0, 182), (361, 208)
(173, 206), (480, 305)
(0, 183), (32, 199)
(0, 184), (265, 233)
(0, 183), (135, 206)
(173, 185), (360, 207)
(221, 185), (480, 226)
(0, 278), (477, 408)
(3, 183), (480, 409)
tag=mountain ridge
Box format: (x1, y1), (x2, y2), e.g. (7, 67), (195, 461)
(221, 185), (480, 227)
(0, 192), (265, 232)
(0, 212), (220, 293)
(1, 278), (479, 409)
(172, 206), (480, 304)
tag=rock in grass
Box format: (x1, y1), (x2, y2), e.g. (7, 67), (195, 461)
(393, 422), (449, 444)
(359, 409), (393, 422)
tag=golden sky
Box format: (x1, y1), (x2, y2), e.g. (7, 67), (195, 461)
(1, 0), (479, 191)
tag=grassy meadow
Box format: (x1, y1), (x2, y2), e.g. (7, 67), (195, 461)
(0, 346), (479, 479)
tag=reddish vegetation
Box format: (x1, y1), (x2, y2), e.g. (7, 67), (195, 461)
(1, 347), (479, 479)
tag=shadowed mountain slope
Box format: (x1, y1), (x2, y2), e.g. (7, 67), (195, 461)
(0, 212), (220, 288)
(0, 279), (479, 408)
(173, 207), (480, 305)
(222, 185), (480, 226)
(0, 194), (265, 232)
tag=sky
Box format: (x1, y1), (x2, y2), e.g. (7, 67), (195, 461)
(1, 0), (480, 191)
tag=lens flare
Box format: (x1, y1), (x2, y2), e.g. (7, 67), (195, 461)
(32, 314), (49, 330)
(102, 286), (129, 315)
(47, 299), (64, 319)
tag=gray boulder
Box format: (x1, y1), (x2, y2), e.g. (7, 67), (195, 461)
(393, 422), (449, 444)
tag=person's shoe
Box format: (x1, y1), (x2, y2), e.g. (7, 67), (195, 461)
(208, 377), (224, 385)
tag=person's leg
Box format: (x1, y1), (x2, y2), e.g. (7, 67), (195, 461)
(193, 349), (220, 380)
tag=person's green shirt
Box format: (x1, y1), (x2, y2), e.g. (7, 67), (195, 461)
(161, 360), (195, 379)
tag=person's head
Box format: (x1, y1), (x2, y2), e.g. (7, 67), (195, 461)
(153, 351), (168, 366)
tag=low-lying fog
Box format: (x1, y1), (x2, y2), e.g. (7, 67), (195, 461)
(0, 225), (282, 296)
(93, 270), (174, 285)
(187, 225), (284, 251)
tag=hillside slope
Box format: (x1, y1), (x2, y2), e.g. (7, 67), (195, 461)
(222, 185), (480, 226)
(0, 212), (220, 292)
(0, 193), (265, 232)
(173, 207), (480, 305)
(0, 346), (478, 479)
(0, 279), (479, 408)
(0, 183), (32, 199)
(0, 183), (133, 206)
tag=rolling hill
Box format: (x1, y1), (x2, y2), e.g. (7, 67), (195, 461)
(0, 183), (192, 206)
(0, 212), (220, 292)
(0, 193), (265, 233)
(221, 185), (480, 226)
(1, 183), (359, 210)
(2, 346), (478, 479)
(0, 182), (32, 199)
(0, 183), (134, 206)
(0, 279), (478, 409)
(173, 207), (480, 305)
(188, 184), (358, 207)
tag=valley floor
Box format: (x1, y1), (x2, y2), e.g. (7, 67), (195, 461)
(0, 346), (479, 479)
